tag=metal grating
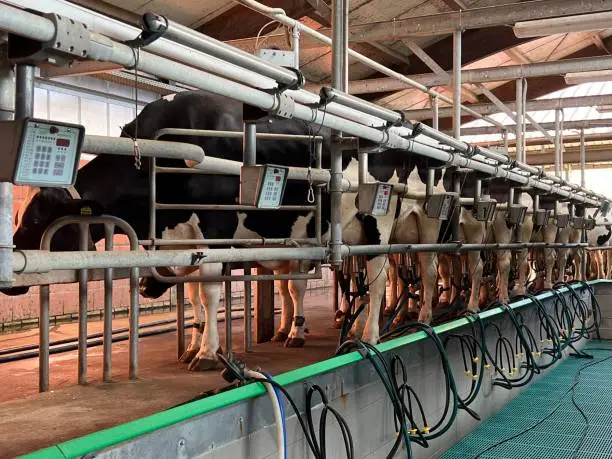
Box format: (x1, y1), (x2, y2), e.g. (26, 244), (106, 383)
(441, 343), (612, 459)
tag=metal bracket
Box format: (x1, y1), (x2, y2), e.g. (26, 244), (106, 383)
(473, 197), (497, 222)
(8, 13), (90, 65)
(425, 192), (459, 220)
(506, 204), (527, 226)
(533, 209), (550, 228)
(556, 213), (570, 228)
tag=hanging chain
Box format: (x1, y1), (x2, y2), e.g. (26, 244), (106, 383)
(133, 139), (141, 170)
(307, 166), (315, 203)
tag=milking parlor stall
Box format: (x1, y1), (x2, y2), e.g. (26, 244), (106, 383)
(5, 1), (612, 458)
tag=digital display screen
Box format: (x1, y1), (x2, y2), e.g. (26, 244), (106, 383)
(56, 138), (70, 147)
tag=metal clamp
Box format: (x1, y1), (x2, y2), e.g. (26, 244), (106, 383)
(9, 13), (90, 65)
(272, 91), (295, 119)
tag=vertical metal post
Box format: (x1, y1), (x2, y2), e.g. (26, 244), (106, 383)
(15, 65), (34, 118)
(0, 52), (14, 289)
(554, 108), (561, 178)
(292, 26), (300, 69)
(176, 283), (185, 359)
(431, 95), (439, 130)
(515, 78), (524, 163)
(534, 194), (540, 212)
(149, 157), (157, 242)
(358, 151), (368, 185)
(225, 278), (233, 360)
(315, 139), (323, 244)
(503, 130), (509, 155)
(243, 123), (256, 351)
(452, 30), (462, 140)
(474, 179), (482, 202)
(103, 224), (114, 382)
(330, 0), (349, 269)
(243, 265), (252, 352)
(426, 169), (435, 197)
(39, 286), (50, 392)
(78, 224), (89, 385)
(129, 265), (139, 380)
(580, 128), (586, 188)
(243, 122), (257, 166)
(452, 175), (461, 241)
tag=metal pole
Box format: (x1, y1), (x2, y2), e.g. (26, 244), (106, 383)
(225, 278), (233, 360)
(15, 64), (34, 118)
(432, 95), (439, 130)
(292, 25), (300, 69)
(315, 139), (323, 244)
(103, 224), (114, 382)
(77, 224), (89, 385)
(580, 128), (586, 188)
(330, 0), (349, 270)
(0, 55), (13, 289)
(244, 265), (252, 352)
(555, 108), (562, 177)
(129, 265), (139, 380)
(452, 30), (462, 140)
(175, 283), (185, 359)
(243, 122), (257, 166)
(358, 151), (368, 185)
(515, 78), (524, 163)
(39, 286), (49, 392)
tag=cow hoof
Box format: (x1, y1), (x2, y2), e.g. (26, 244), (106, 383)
(333, 310), (345, 329)
(285, 337), (305, 348)
(179, 348), (198, 364)
(188, 356), (223, 372)
(271, 331), (289, 343)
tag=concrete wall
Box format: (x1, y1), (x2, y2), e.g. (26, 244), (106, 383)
(93, 288), (591, 459)
(593, 282), (612, 339)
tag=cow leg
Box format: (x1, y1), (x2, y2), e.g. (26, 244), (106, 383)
(438, 254), (452, 305)
(188, 263), (224, 372)
(417, 251), (438, 324)
(271, 278), (293, 343)
(179, 282), (204, 363)
(515, 249), (530, 296)
(353, 255), (388, 344)
(286, 277), (308, 348)
(386, 254), (399, 314)
(496, 249), (511, 304)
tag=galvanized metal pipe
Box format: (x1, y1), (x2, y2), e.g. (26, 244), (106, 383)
(83, 135), (205, 163)
(225, 278), (233, 360)
(77, 224), (89, 386)
(129, 266), (139, 380)
(156, 203), (317, 212)
(452, 30), (462, 141)
(243, 123), (257, 166)
(243, 265), (252, 352)
(555, 108), (562, 178)
(0, 58), (14, 289)
(580, 128), (586, 188)
(13, 246), (328, 273)
(516, 78), (524, 164)
(139, 237), (319, 246)
(315, 140), (323, 244)
(176, 283), (185, 360)
(39, 285), (50, 392)
(153, 14), (299, 88)
(432, 95), (439, 130)
(103, 224), (114, 382)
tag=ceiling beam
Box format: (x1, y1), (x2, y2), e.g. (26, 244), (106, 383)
(347, 0), (612, 41)
(310, 55), (612, 94)
(404, 93), (612, 120)
(474, 132), (612, 147)
(520, 147), (612, 166)
(444, 119), (612, 136)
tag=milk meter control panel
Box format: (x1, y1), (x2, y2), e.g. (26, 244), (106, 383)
(358, 182), (393, 216)
(240, 164), (289, 209)
(0, 118), (85, 187)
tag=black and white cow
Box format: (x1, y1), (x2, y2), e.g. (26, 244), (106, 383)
(2, 90), (453, 370)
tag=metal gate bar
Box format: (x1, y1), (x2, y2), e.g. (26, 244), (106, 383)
(38, 215), (140, 392)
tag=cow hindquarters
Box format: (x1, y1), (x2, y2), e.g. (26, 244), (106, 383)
(188, 263), (224, 372)
(352, 255), (388, 344)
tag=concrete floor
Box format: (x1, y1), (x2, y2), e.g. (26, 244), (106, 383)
(0, 290), (338, 458)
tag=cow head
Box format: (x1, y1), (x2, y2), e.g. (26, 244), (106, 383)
(1, 186), (102, 296)
(138, 267), (175, 299)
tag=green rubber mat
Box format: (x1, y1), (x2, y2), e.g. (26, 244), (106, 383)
(441, 341), (612, 459)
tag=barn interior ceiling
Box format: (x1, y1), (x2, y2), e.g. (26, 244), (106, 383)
(62, 0), (612, 146)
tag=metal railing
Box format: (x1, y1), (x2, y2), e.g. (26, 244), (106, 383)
(38, 215), (139, 392)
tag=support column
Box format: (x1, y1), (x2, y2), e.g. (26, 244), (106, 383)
(580, 129), (586, 188)
(515, 78), (524, 163)
(329, 0), (349, 270)
(452, 30), (462, 140)
(0, 48), (14, 289)
(554, 108), (562, 178)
